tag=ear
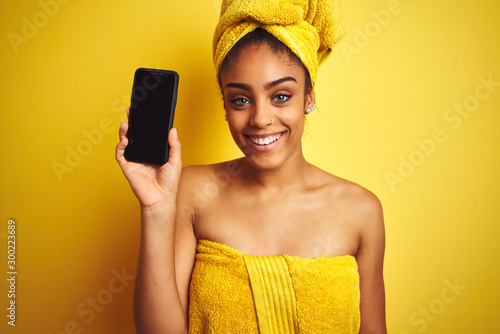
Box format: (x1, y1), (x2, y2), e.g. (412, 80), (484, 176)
(305, 91), (315, 113)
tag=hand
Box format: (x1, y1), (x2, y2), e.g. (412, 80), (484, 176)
(115, 108), (182, 208)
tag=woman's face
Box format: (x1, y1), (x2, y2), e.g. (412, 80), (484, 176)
(220, 43), (315, 171)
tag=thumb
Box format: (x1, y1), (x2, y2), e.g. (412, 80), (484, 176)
(167, 128), (182, 171)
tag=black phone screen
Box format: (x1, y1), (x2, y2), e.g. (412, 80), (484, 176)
(124, 68), (179, 165)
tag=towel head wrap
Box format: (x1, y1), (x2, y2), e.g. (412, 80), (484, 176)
(213, 0), (346, 87)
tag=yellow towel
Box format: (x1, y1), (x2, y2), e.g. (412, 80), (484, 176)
(242, 254), (299, 333)
(188, 239), (360, 333)
(213, 0), (346, 86)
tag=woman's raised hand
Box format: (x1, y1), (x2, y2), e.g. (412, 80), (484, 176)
(115, 108), (182, 209)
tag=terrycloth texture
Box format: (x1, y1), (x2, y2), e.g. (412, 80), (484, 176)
(213, 0), (346, 86)
(188, 239), (360, 333)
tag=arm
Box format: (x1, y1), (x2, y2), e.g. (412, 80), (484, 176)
(134, 203), (187, 334)
(355, 193), (387, 334)
(116, 114), (196, 334)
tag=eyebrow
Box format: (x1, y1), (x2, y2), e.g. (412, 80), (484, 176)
(224, 76), (297, 91)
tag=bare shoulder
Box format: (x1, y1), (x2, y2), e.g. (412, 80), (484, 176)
(340, 178), (383, 224)
(314, 167), (384, 233)
(179, 164), (215, 188)
(179, 159), (239, 189)
(343, 180), (384, 247)
(315, 169), (385, 262)
(177, 159), (243, 211)
(177, 164), (217, 202)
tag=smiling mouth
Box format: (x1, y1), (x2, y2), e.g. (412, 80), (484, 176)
(246, 131), (285, 146)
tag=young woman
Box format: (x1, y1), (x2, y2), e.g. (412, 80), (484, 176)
(116, 1), (386, 333)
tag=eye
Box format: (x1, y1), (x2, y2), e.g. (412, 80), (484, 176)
(272, 94), (291, 103)
(230, 97), (251, 106)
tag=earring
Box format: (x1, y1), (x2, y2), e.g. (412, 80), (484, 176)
(224, 114), (227, 121)
(306, 104), (316, 114)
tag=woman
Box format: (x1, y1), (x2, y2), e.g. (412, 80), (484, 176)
(116, 0), (386, 333)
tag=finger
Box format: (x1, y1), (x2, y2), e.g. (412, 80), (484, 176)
(167, 128), (182, 172)
(118, 120), (128, 141)
(115, 121), (129, 164)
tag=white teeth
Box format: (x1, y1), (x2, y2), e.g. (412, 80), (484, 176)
(250, 133), (282, 146)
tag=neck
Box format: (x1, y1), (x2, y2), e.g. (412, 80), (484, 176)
(240, 151), (311, 192)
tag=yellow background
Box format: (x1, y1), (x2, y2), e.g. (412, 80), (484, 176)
(1, 0), (499, 333)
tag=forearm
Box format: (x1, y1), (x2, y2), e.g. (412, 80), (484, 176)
(134, 203), (187, 334)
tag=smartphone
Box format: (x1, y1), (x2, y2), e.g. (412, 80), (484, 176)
(124, 68), (179, 165)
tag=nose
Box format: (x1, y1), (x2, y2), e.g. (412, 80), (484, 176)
(249, 99), (273, 128)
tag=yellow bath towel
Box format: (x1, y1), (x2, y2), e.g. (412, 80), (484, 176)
(213, 0), (346, 86)
(188, 239), (360, 333)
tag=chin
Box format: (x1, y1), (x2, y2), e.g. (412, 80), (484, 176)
(243, 151), (287, 171)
